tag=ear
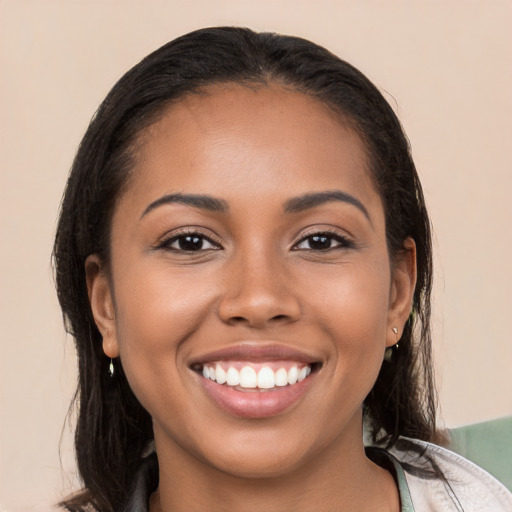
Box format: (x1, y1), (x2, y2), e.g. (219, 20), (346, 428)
(85, 254), (119, 358)
(386, 237), (417, 347)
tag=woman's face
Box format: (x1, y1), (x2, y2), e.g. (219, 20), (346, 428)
(88, 84), (415, 478)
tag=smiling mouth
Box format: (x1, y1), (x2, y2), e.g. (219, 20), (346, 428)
(193, 361), (317, 391)
(189, 344), (322, 417)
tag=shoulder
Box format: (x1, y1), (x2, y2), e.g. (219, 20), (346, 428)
(389, 438), (512, 512)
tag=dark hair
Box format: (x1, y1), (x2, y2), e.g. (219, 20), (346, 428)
(53, 26), (436, 512)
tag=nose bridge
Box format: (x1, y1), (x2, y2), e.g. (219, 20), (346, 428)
(217, 241), (300, 327)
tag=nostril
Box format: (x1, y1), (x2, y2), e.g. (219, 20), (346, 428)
(272, 314), (289, 322)
(226, 314), (291, 327)
(218, 294), (301, 328)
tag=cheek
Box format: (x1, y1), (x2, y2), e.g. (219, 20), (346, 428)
(307, 257), (390, 329)
(114, 259), (218, 341)
(305, 258), (390, 374)
(111, 262), (219, 399)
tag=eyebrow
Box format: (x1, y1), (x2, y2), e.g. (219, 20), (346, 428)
(140, 193), (229, 218)
(140, 189), (370, 222)
(284, 190), (371, 221)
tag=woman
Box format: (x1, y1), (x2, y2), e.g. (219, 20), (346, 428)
(53, 27), (512, 512)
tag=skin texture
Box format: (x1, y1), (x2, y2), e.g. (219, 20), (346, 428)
(87, 84), (416, 512)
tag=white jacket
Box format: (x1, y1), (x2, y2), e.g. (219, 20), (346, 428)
(384, 438), (512, 511)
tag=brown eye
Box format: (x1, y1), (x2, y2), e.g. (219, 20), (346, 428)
(177, 235), (205, 251)
(161, 233), (221, 252)
(307, 235), (332, 250)
(294, 232), (352, 251)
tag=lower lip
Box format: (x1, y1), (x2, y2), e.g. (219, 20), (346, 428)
(198, 373), (314, 419)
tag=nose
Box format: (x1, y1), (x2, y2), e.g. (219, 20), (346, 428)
(217, 252), (301, 329)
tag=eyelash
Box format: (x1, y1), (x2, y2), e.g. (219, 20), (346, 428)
(292, 229), (354, 252)
(157, 228), (353, 253)
(156, 229), (221, 252)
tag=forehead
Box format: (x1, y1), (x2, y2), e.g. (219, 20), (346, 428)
(125, 83), (379, 213)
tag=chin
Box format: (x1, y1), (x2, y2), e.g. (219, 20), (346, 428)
(210, 448), (308, 480)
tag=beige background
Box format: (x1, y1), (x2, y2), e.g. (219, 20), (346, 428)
(1, 1), (511, 510)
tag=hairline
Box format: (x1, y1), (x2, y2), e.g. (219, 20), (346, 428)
(104, 78), (383, 261)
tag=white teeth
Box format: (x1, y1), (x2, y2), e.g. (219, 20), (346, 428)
(257, 367), (275, 389)
(202, 363), (313, 389)
(239, 367), (257, 388)
(215, 364), (227, 384)
(275, 368), (288, 387)
(226, 367), (240, 386)
(287, 366), (299, 385)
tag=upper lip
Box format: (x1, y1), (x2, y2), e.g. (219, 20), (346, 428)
(189, 342), (321, 366)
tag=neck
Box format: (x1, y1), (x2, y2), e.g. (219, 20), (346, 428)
(150, 416), (400, 512)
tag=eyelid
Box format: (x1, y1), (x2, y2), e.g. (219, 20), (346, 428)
(155, 227), (223, 251)
(291, 226), (354, 250)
